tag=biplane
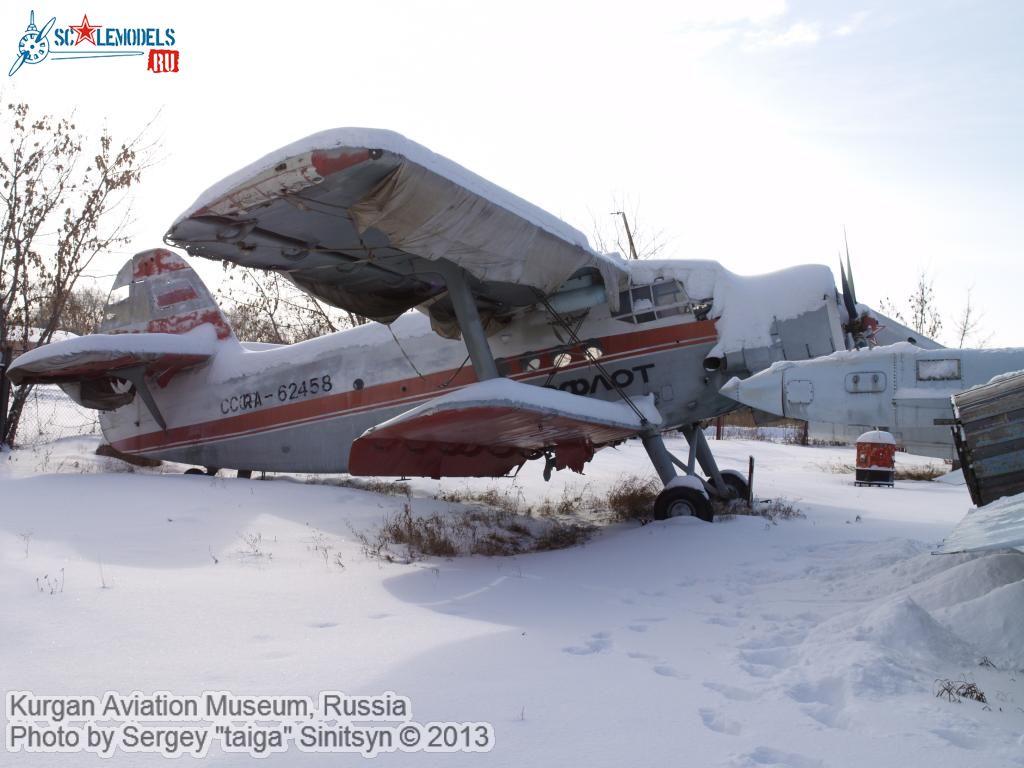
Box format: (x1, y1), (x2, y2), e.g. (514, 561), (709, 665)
(8, 129), (880, 521)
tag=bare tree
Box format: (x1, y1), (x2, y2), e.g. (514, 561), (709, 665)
(952, 287), (992, 349)
(217, 266), (367, 345)
(1, 102), (155, 445)
(877, 269), (943, 342)
(31, 285), (107, 336)
(907, 272), (943, 340)
(590, 196), (667, 260)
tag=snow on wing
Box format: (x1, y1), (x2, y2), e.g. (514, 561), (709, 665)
(349, 379), (660, 478)
(6, 327), (217, 409)
(165, 128), (626, 325)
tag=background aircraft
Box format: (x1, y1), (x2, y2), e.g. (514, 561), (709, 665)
(721, 343), (1024, 460)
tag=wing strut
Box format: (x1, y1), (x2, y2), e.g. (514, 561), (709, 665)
(435, 261), (499, 381)
(120, 366), (168, 430)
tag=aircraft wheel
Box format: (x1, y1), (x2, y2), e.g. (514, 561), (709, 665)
(653, 486), (714, 523)
(184, 468), (205, 476)
(719, 469), (750, 501)
(237, 470), (253, 479)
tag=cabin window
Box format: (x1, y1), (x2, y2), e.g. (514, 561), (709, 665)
(916, 359), (961, 381)
(553, 353), (573, 368)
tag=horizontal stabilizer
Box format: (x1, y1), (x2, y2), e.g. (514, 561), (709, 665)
(7, 327), (217, 414)
(936, 492), (1024, 554)
(349, 379), (660, 478)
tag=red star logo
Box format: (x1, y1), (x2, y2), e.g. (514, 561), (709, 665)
(69, 14), (101, 46)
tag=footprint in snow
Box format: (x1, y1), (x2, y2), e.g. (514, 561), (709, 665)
(261, 650), (292, 661)
(627, 624), (648, 633)
(652, 664), (684, 678)
(368, 612), (391, 620)
(735, 746), (823, 768)
(703, 681), (760, 702)
(699, 707), (742, 736)
(738, 646), (798, 678)
(562, 632), (612, 655)
(786, 678), (849, 729)
(308, 621), (337, 629)
(930, 727), (983, 750)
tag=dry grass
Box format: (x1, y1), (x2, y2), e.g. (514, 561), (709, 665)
(716, 498), (805, 523)
(606, 475), (660, 521)
(354, 489), (594, 563)
(934, 678), (988, 705)
(352, 469), (805, 562)
(532, 521), (593, 551)
(333, 477), (412, 496)
(894, 464), (949, 481)
(823, 461), (948, 482)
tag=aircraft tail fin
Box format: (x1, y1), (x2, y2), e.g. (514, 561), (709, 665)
(101, 248), (235, 340)
(7, 249), (229, 422)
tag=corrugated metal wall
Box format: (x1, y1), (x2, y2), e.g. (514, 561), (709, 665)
(952, 371), (1024, 506)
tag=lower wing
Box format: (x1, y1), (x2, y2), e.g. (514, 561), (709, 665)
(349, 379), (660, 478)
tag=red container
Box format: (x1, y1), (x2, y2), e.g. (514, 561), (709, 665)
(855, 430), (896, 487)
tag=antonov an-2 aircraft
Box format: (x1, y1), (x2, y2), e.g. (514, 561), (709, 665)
(8, 129), (893, 522)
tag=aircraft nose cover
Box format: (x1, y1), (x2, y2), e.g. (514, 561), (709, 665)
(720, 371), (785, 417)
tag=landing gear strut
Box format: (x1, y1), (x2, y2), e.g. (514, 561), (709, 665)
(641, 423), (746, 522)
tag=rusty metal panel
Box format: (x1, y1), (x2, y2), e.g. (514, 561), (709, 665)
(953, 371), (1024, 506)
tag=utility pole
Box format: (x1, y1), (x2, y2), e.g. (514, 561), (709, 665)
(611, 211), (639, 260)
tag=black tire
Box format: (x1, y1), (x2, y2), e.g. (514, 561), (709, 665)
(184, 468), (205, 476)
(719, 469), (750, 501)
(237, 469), (253, 479)
(653, 486), (714, 523)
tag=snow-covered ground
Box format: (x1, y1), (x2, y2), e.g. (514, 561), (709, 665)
(2, 436), (1022, 767)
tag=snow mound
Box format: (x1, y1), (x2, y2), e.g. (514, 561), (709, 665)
(934, 579), (1024, 668)
(902, 551), (1024, 612)
(935, 468), (966, 485)
(848, 596), (976, 668)
(792, 596), (976, 701)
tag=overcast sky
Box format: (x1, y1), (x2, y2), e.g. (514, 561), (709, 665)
(4, 0), (1021, 346)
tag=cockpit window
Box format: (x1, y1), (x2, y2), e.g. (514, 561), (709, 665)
(614, 280), (693, 324)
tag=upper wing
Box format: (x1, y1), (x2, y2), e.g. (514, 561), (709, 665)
(165, 129), (626, 328)
(348, 379), (660, 478)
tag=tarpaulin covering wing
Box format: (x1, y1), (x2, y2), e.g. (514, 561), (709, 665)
(165, 129), (626, 326)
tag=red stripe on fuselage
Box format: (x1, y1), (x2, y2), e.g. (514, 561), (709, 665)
(110, 320), (717, 454)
